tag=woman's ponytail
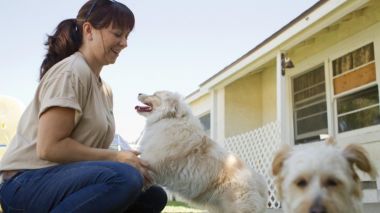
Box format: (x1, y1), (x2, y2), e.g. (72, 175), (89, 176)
(39, 19), (82, 80)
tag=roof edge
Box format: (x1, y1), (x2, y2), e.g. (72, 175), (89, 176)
(199, 0), (327, 87)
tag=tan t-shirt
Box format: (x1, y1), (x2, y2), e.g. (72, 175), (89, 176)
(0, 52), (115, 171)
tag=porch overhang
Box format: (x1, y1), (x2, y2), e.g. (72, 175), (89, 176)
(186, 0), (370, 102)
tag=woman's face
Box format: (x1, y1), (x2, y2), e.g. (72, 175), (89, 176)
(92, 23), (130, 65)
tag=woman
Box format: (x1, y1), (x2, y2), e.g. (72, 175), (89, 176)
(0, 0), (167, 212)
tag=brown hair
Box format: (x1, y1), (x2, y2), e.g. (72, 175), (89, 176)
(39, 0), (135, 80)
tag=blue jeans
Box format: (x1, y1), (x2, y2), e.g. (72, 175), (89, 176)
(0, 161), (167, 213)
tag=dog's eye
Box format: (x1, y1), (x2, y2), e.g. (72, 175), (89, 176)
(295, 178), (308, 188)
(325, 178), (339, 187)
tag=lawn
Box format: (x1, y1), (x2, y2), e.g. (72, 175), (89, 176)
(162, 201), (207, 213)
(0, 201), (203, 213)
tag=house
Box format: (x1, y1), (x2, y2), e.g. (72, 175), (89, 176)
(185, 0), (380, 209)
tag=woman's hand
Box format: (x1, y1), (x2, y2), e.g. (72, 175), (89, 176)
(114, 150), (153, 184)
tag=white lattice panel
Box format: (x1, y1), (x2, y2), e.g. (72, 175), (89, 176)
(224, 121), (282, 209)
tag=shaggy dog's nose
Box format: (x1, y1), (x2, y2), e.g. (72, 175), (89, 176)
(309, 197), (327, 213)
(309, 204), (327, 213)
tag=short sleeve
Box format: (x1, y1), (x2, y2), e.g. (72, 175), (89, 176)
(38, 71), (87, 120)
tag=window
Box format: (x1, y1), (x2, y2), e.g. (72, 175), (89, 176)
(290, 42), (379, 144)
(332, 43), (380, 133)
(199, 113), (210, 135)
(292, 65), (328, 144)
(361, 180), (378, 190)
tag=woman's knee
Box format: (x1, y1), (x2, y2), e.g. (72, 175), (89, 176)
(105, 162), (144, 192)
(145, 186), (168, 210)
(126, 186), (168, 212)
(77, 161), (144, 195)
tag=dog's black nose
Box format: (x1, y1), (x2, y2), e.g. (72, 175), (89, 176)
(310, 205), (327, 213)
(138, 93), (142, 96)
(310, 197), (327, 213)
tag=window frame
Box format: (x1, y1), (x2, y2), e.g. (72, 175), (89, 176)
(286, 35), (380, 145)
(291, 64), (329, 144)
(329, 40), (380, 144)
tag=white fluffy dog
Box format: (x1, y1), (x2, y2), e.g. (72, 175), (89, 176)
(135, 91), (268, 213)
(271, 139), (378, 213)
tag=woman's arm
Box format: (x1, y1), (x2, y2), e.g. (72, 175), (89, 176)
(37, 107), (117, 162)
(37, 107), (151, 183)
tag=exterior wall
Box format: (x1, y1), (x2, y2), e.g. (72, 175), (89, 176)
(262, 61), (277, 125)
(188, 93), (211, 116)
(223, 61), (277, 138)
(289, 0), (380, 64)
(225, 73), (262, 137)
(286, 0), (380, 143)
(285, 0), (380, 185)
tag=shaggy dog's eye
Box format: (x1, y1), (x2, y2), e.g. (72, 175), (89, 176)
(295, 178), (308, 188)
(325, 178), (339, 187)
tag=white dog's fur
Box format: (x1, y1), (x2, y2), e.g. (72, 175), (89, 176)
(136, 91), (268, 213)
(272, 139), (378, 213)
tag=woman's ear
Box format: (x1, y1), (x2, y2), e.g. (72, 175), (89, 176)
(82, 22), (93, 41)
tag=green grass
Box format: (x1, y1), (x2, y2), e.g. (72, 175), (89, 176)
(162, 201), (207, 213)
(0, 201), (202, 213)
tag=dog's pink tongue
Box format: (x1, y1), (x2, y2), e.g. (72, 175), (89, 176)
(135, 105), (152, 112)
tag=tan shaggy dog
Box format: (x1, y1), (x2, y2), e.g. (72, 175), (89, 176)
(271, 139), (378, 213)
(135, 91), (268, 213)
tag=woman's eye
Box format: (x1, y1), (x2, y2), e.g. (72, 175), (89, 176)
(114, 32), (122, 37)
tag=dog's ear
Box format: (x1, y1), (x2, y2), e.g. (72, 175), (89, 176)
(342, 144), (378, 180)
(166, 98), (179, 118)
(272, 144), (291, 200)
(167, 94), (189, 118)
(272, 144), (291, 176)
(324, 136), (336, 146)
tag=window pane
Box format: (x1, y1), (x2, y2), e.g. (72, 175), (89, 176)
(338, 106), (380, 133)
(333, 63), (376, 95)
(352, 43), (375, 67)
(294, 66), (325, 92)
(333, 54), (352, 76)
(297, 113), (328, 135)
(296, 102), (327, 118)
(337, 86), (379, 114)
(295, 94), (325, 109)
(199, 113), (210, 134)
(293, 65), (328, 144)
(333, 43), (374, 76)
(294, 84), (325, 103)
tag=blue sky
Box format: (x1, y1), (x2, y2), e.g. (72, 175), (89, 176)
(0, 0), (318, 142)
